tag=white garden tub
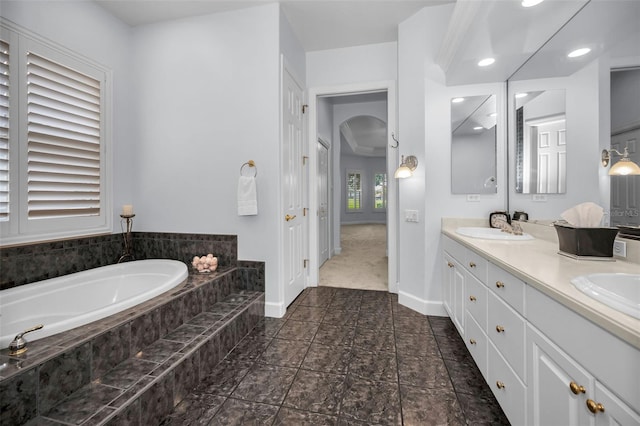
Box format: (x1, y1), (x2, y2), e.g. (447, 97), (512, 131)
(0, 259), (188, 348)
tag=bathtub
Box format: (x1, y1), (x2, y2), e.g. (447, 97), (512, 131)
(0, 259), (188, 348)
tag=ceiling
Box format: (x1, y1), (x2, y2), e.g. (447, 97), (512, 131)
(95, 0), (453, 52)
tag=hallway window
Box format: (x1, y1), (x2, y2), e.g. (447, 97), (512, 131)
(346, 170), (362, 211)
(374, 172), (387, 210)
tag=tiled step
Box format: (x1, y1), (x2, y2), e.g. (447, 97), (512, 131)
(28, 291), (264, 426)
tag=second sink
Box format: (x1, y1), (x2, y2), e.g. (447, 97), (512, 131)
(456, 227), (534, 241)
(571, 273), (640, 319)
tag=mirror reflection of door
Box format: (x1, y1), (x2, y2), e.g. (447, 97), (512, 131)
(524, 115), (566, 194)
(318, 139), (330, 266)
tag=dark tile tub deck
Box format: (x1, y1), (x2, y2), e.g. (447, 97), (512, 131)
(0, 266), (264, 426)
(160, 287), (509, 426)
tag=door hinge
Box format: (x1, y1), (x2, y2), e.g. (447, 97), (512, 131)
(303, 207), (307, 216)
(304, 259), (309, 268)
(302, 104), (309, 114)
(303, 155), (308, 165)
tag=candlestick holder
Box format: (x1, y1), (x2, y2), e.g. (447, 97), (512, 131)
(118, 214), (135, 263)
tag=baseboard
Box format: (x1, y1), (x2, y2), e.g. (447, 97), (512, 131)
(398, 290), (447, 316)
(264, 301), (286, 318)
(333, 247), (342, 255)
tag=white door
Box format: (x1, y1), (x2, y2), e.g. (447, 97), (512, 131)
(610, 129), (639, 226)
(533, 118), (566, 193)
(282, 66), (306, 307)
(317, 140), (329, 267)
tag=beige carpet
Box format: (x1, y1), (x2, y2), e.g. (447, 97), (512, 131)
(319, 223), (388, 291)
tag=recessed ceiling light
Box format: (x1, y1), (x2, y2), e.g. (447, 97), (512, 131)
(473, 126), (483, 130)
(522, 0), (544, 7)
(452, 97), (465, 103)
(515, 92), (528, 98)
(568, 47), (591, 58)
(478, 57), (495, 67)
(488, 112), (497, 118)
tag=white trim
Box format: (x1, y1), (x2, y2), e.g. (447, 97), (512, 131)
(307, 80), (398, 294)
(264, 301), (286, 318)
(398, 290), (447, 317)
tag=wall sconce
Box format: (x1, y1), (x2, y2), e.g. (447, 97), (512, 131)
(601, 147), (640, 175)
(394, 155), (418, 178)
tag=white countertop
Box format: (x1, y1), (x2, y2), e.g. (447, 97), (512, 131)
(442, 219), (640, 350)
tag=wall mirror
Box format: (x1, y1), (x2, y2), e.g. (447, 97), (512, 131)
(507, 0), (640, 220)
(514, 89), (566, 194)
(450, 95), (497, 194)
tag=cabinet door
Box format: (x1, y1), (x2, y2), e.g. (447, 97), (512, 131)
(593, 381), (640, 426)
(443, 253), (455, 317)
(452, 262), (465, 336)
(527, 325), (595, 426)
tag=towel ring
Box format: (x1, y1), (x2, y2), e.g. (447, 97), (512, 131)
(240, 160), (257, 177)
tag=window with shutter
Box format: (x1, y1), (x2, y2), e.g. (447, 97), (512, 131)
(0, 39), (9, 222)
(27, 53), (101, 219)
(0, 21), (110, 245)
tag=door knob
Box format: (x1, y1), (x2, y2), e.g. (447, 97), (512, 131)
(285, 214), (297, 221)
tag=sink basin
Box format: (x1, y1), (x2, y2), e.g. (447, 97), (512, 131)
(455, 227), (534, 241)
(571, 273), (640, 319)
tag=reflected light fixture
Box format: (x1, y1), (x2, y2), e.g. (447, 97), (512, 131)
(478, 57), (495, 67)
(522, 0), (544, 7)
(394, 155), (418, 179)
(602, 147), (640, 175)
(473, 126), (483, 130)
(568, 47), (591, 58)
(515, 92), (528, 98)
(452, 97), (465, 103)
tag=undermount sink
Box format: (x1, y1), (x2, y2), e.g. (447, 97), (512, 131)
(571, 273), (640, 319)
(455, 227), (534, 241)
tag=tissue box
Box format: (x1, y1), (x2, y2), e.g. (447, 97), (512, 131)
(554, 224), (619, 259)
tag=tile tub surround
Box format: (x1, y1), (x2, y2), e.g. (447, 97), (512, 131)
(160, 287), (509, 426)
(441, 218), (640, 349)
(0, 231), (239, 291)
(0, 267), (264, 426)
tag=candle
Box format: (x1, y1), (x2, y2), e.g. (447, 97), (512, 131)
(122, 205), (133, 216)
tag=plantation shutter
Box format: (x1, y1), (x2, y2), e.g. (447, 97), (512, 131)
(26, 52), (101, 219)
(0, 39), (9, 221)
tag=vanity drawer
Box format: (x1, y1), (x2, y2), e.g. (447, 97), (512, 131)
(488, 341), (526, 426)
(443, 235), (466, 261)
(465, 250), (488, 284)
(465, 273), (487, 330)
(488, 263), (525, 315)
(465, 311), (488, 380)
(488, 291), (526, 382)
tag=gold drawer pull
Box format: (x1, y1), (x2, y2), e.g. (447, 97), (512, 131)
(469, 262), (476, 268)
(469, 295), (477, 302)
(447, 262), (454, 268)
(586, 399), (605, 414)
(496, 281), (505, 288)
(569, 381), (586, 395)
(469, 338), (476, 345)
(496, 325), (505, 333)
(496, 381), (505, 389)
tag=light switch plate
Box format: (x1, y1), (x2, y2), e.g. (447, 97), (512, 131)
(613, 240), (627, 258)
(405, 209), (419, 223)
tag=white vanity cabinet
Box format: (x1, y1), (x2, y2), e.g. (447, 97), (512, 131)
(441, 233), (640, 426)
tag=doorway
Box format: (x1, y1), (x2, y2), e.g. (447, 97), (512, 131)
(307, 81), (398, 294)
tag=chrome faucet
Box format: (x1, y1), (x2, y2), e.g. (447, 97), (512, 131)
(8, 324), (43, 355)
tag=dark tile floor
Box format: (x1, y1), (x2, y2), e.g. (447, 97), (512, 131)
(160, 287), (510, 425)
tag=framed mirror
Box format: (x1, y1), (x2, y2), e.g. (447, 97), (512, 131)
(451, 95), (497, 194)
(507, 0), (640, 220)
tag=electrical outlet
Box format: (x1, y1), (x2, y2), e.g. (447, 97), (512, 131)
(467, 194), (480, 202)
(613, 240), (627, 258)
(532, 194), (547, 202)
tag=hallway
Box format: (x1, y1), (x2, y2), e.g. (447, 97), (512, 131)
(319, 224), (388, 291)
(161, 287), (508, 425)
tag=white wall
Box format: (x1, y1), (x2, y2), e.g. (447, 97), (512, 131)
(611, 68), (640, 132)
(451, 127), (497, 194)
(129, 4), (288, 314)
(1, 0), (135, 230)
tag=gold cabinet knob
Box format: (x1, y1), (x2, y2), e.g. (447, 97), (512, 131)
(469, 338), (476, 345)
(469, 295), (477, 302)
(469, 262), (476, 268)
(285, 214), (297, 221)
(569, 381), (586, 395)
(496, 381), (505, 389)
(447, 262), (454, 268)
(496, 325), (505, 333)
(496, 281), (505, 288)
(586, 399), (605, 414)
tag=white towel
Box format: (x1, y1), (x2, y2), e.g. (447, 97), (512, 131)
(560, 202), (604, 227)
(237, 176), (257, 216)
